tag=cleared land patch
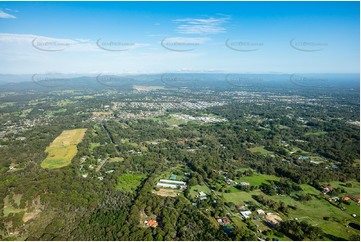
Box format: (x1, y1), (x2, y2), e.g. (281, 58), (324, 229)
(3, 194), (44, 223)
(109, 157), (124, 162)
(41, 128), (87, 169)
(248, 146), (273, 155)
(189, 185), (211, 198)
(155, 188), (179, 197)
(237, 173), (280, 186)
(116, 174), (147, 193)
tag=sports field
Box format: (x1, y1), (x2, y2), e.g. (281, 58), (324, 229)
(41, 128), (87, 169)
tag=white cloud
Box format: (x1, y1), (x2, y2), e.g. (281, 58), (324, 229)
(5, 8), (18, 13)
(173, 16), (230, 35)
(0, 10), (16, 19)
(0, 33), (206, 74)
(0, 33), (149, 52)
(161, 37), (210, 44)
(176, 68), (224, 73)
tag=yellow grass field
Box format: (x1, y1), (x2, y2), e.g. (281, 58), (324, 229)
(155, 188), (179, 197)
(41, 128), (87, 169)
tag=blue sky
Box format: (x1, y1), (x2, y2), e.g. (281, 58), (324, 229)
(0, 1), (359, 74)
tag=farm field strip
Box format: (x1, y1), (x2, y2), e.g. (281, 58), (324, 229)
(41, 128), (87, 169)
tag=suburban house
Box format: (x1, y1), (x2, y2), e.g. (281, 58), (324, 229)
(145, 220), (158, 228)
(236, 205), (246, 211)
(322, 184), (334, 194)
(216, 217), (230, 225)
(239, 182), (251, 186)
(241, 210), (252, 219)
(222, 217), (230, 224)
(198, 191), (207, 200)
(256, 209), (265, 215)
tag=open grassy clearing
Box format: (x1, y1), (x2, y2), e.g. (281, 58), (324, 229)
(120, 138), (129, 143)
(95, 159), (107, 172)
(3, 194), (23, 216)
(44, 108), (67, 116)
(145, 139), (168, 145)
(109, 157), (124, 162)
(3, 194), (44, 223)
(157, 164), (189, 182)
(189, 185), (211, 198)
(270, 191), (359, 240)
(41, 128), (87, 169)
(288, 146), (309, 155)
(230, 216), (248, 230)
(0, 102), (15, 108)
(222, 190), (263, 206)
(223, 189), (359, 240)
(324, 180), (360, 196)
(120, 138), (141, 148)
(150, 113), (226, 126)
(248, 146), (273, 155)
(19, 108), (33, 118)
(220, 172), (360, 240)
(55, 100), (77, 106)
(237, 173), (280, 187)
(140, 146), (148, 152)
(116, 173), (147, 193)
(74, 95), (94, 99)
(151, 116), (187, 126)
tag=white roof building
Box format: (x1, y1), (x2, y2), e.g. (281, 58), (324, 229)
(241, 210), (252, 219)
(199, 191), (207, 197)
(159, 179), (186, 185)
(256, 209), (265, 215)
(156, 182), (178, 189)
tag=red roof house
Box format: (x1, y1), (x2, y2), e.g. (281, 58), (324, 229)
(222, 217), (230, 224)
(146, 220), (158, 228)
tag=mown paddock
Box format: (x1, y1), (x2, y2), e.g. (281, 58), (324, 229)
(248, 146), (274, 155)
(116, 174), (147, 193)
(41, 128), (87, 169)
(189, 185), (211, 198)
